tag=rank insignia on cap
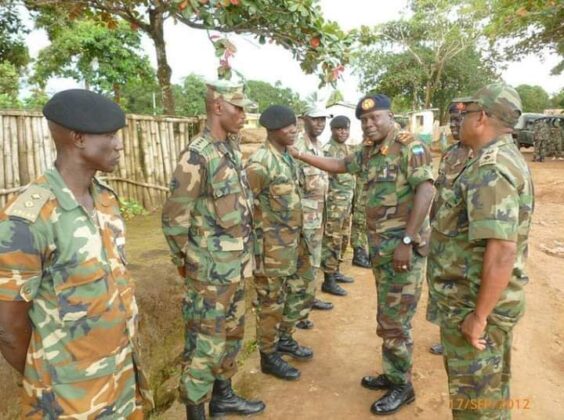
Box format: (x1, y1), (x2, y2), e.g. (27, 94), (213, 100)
(362, 98), (375, 110)
(412, 144), (425, 155)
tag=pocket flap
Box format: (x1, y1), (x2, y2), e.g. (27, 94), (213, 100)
(270, 183), (293, 196)
(52, 355), (117, 384)
(54, 259), (107, 292)
(212, 180), (242, 198)
(207, 236), (244, 252)
(301, 198), (318, 210)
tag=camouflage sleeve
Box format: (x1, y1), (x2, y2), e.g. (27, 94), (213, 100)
(404, 141), (434, 188)
(467, 167), (519, 242)
(344, 148), (363, 175)
(0, 219), (45, 301)
(161, 150), (206, 267)
(245, 161), (269, 197)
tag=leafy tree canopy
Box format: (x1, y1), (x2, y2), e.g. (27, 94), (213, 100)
(515, 84), (550, 113)
(0, 1), (30, 70)
(246, 80), (306, 114)
(484, 0), (563, 74)
(31, 17), (154, 103)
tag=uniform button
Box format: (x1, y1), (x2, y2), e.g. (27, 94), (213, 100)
(24, 201), (34, 208)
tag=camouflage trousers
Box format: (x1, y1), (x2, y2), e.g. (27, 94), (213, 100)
(289, 216), (325, 323)
(533, 134), (546, 161)
(373, 255), (425, 384)
(548, 129), (562, 158)
(321, 199), (352, 273)
(180, 278), (246, 405)
(279, 241), (316, 338)
(441, 324), (512, 420)
(351, 182), (367, 249)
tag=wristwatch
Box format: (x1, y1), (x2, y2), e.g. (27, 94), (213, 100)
(402, 235), (413, 246)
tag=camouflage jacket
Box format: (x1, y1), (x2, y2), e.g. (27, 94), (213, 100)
(0, 168), (153, 418)
(428, 135), (534, 331)
(294, 132), (328, 230)
(162, 129), (254, 284)
(245, 141), (303, 277)
(322, 138), (355, 205)
(344, 128), (434, 265)
(431, 141), (472, 219)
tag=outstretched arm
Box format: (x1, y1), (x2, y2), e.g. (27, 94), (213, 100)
(289, 146), (348, 173)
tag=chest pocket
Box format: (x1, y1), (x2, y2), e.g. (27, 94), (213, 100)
(432, 188), (468, 237)
(269, 181), (297, 212)
(373, 163), (399, 207)
(211, 179), (243, 229)
(302, 166), (326, 195)
(52, 258), (111, 322)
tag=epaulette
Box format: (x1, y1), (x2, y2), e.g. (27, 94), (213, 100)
(93, 177), (119, 201)
(479, 148), (498, 167)
(5, 185), (53, 223)
(395, 130), (416, 145)
(188, 135), (214, 158)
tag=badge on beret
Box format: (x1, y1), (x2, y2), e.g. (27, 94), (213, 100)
(454, 102), (466, 111)
(412, 144), (424, 155)
(361, 98), (375, 111)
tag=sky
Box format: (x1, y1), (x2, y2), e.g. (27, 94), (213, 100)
(25, 0), (564, 104)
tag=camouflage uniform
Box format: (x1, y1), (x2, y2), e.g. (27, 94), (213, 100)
(245, 141), (312, 352)
(321, 138), (355, 273)
(0, 168), (153, 419)
(426, 141), (472, 325)
(350, 142), (368, 250)
(428, 134), (534, 419)
(548, 118), (563, 158)
(532, 118), (549, 161)
(162, 129), (254, 405)
(289, 132), (328, 321)
(344, 128), (434, 384)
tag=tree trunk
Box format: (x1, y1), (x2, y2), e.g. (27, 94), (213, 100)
(113, 83), (121, 104)
(149, 6), (175, 115)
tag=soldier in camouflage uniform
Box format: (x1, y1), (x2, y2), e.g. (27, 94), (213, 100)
(162, 81), (265, 419)
(350, 141), (371, 268)
(548, 117), (563, 159)
(532, 117), (549, 162)
(291, 105), (333, 331)
(427, 98), (474, 357)
(0, 90), (153, 418)
(321, 115), (356, 287)
(245, 105), (314, 381)
(428, 83), (533, 420)
(292, 94), (435, 415)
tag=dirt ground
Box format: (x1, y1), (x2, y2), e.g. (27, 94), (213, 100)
(1, 149), (563, 419)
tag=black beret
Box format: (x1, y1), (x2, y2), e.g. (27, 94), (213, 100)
(43, 89), (126, 134)
(355, 94), (391, 119)
(330, 115), (350, 129)
(259, 105), (296, 130)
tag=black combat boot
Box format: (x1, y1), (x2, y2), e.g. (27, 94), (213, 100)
(260, 352), (300, 380)
(361, 374), (392, 390)
(209, 379), (266, 417)
(370, 382), (415, 415)
(334, 271), (354, 283)
(185, 403), (206, 420)
(352, 247), (371, 268)
(296, 319), (314, 329)
(277, 336), (314, 360)
(321, 272), (348, 296)
(311, 298), (333, 310)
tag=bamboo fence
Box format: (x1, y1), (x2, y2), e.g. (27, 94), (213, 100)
(0, 110), (205, 209)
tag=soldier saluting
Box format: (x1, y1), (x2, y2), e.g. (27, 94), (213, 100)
(0, 89), (153, 418)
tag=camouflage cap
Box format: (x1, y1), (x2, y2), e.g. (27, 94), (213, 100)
(471, 83), (522, 126)
(206, 79), (256, 110)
